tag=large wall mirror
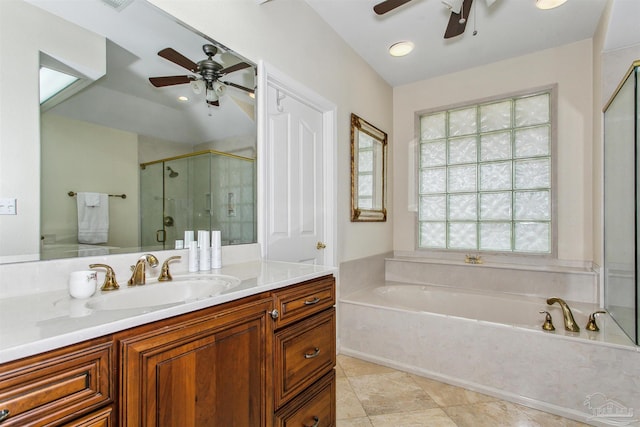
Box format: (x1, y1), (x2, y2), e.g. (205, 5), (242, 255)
(350, 113), (387, 222)
(1, 0), (257, 264)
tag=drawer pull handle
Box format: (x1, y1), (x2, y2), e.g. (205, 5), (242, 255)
(304, 297), (320, 305)
(304, 347), (321, 359)
(0, 409), (9, 422)
(304, 416), (319, 427)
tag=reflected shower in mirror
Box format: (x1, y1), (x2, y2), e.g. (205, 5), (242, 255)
(350, 113), (388, 222)
(6, 0), (257, 263)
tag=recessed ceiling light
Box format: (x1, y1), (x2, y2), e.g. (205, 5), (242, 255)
(178, 96), (189, 102)
(535, 0), (567, 10)
(389, 41), (414, 57)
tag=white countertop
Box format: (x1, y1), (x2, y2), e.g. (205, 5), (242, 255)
(0, 260), (336, 364)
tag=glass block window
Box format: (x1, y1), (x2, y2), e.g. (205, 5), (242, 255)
(418, 91), (553, 254)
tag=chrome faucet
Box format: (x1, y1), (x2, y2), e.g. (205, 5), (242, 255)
(128, 254), (159, 286)
(546, 297), (580, 332)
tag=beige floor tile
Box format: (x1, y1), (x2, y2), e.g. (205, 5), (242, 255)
(369, 408), (458, 427)
(336, 356), (588, 427)
(411, 375), (497, 407)
(444, 400), (589, 427)
(337, 377), (367, 420)
(336, 360), (347, 379)
(336, 417), (374, 427)
(348, 371), (439, 416)
(337, 355), (396, 377)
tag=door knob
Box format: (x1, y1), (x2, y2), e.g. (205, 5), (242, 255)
(316, 241), (326, 250)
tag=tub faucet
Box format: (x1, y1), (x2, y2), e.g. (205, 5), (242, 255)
(128, 253), (159, 286)
(546, 297), (580, 332)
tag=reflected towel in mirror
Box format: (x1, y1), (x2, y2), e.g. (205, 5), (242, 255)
(77, 192), (109, 244)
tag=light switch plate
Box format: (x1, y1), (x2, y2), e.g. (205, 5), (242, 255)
(0, 198), (17, 215)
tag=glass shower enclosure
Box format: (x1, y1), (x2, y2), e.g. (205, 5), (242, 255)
(139, 150), (256, 251)
(603, 60), (639, 344)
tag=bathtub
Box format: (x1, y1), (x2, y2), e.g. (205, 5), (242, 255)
(339, 282), (640, 426)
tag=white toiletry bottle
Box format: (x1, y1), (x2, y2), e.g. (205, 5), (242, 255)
(188, 241), (199, 272)
(199, 230), (211, 271)
(211, 230), (222, 269)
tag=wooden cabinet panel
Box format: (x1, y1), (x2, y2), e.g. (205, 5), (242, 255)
(272, 276), (335, 330)
(119, 298), (272, 427)
(64, 406), (113, 427)
(0, 339), (112, 427)
(274, 370), (335, 427)
(274, 308), (335, 409)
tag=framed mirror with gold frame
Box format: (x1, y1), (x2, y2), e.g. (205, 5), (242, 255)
(350, 113), (387, 222)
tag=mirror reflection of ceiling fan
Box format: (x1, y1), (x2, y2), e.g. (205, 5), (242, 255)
(373, 0), (498, 39)
(148, 44), (254, 107)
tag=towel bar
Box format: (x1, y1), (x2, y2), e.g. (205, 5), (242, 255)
(68, 191), (126, 199)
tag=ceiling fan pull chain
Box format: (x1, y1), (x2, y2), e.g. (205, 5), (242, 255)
(459, 1), (466, 24)
(472, 0), (478, 35)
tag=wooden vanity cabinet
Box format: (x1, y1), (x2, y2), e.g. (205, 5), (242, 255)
(272, 275), (336, 426)
(0, 338), (113, 427)
(118, 297), (273, 427)
(0, 274), (336, 427)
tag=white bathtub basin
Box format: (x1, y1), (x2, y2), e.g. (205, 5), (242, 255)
(86, 274), (242, 311)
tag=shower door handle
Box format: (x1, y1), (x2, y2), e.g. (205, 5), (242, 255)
(156, 229), (166, 243)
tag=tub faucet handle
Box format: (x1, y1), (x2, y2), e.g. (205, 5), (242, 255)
(539, 310), (555, 331)
(585, 310), (607, 332)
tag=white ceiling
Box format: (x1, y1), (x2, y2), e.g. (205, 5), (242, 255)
(26, 0), (257, 146)
(304, 0), (632, 87)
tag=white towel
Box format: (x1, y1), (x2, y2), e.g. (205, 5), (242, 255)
(77, 192), (109, 244)
(84, 192), (101, 207)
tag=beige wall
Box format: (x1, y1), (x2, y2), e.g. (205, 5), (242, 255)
(147, 0), (394, 263)
(0, 0), (105, 261)
(393, 39), (595, 263)
(138, 135), (193, 165)
(41, 114), (139, 248)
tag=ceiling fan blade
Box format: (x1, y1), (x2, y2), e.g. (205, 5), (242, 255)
(157, 48), (198, 72)
(219, 62), (252, 75)
(373, 0), (412, 15)
(207, 100), (220, 107)
(444, 0), (473, 39)
(149, 75), (192, 87)
(222, 81), (255, 94)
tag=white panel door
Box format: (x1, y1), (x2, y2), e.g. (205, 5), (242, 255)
(265, 84), (325, 264)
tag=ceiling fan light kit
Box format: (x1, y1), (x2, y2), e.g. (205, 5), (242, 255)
(149, 44), (254, 108)
(535, 0), (568, 10)
(441, 0), (464, 14)
(389, 41), (414, 57)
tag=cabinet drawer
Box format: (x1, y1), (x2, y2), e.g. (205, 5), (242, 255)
(274, 308), (335, 408)
(0, 340), (112, 427)
(64, 406), (113, 427)
(274, 370), (335, 427)
(272, 275), (335, 329)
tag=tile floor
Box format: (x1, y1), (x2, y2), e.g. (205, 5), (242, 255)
(336, 355), (591, 427)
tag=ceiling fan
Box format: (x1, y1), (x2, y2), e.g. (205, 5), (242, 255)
(374, 0), (496, 39)
(149, 44), (254, 107)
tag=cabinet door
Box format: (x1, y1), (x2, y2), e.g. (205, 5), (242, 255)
(120, 299), (272, 427)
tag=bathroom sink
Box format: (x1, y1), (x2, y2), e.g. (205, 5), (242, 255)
(85, 274), (242, 311)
